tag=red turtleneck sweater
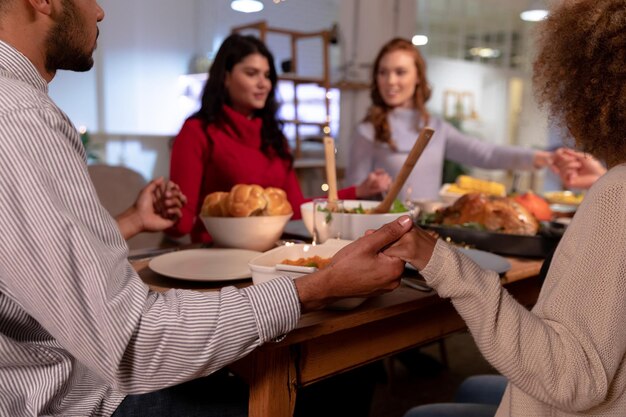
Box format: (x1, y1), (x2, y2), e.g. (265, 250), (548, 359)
(167, 105), (357, 243)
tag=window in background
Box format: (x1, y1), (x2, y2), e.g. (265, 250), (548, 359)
(416, 0), (535, 71)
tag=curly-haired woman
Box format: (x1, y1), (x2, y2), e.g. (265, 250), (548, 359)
(390, 1), (626, 416)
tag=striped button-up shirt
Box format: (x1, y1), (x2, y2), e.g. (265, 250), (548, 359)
(0, 40), (300, 417)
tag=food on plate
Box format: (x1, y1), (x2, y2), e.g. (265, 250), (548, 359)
(281, 255), (332, 269)
(431, 192), (539, 236)
(200, 184), (293, 217)
(513, 191), (553, 221)
(543, 190), (584, 206)
(446, 175), (507, 197)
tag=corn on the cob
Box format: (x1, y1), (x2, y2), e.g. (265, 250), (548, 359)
(454, 175), (506, 196)
(543, 191), (584, 205)
(445, 184), (471, 195)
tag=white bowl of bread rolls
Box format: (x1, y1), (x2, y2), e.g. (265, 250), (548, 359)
(200, 184), (293, 252)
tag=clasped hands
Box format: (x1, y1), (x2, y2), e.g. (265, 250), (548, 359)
(116, 177), (188, 240)
(294, 215), (438, 312)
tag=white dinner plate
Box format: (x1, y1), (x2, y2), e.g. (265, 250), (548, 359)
(456, 247), (511, 274)
(406, 247), (511, 274)
(149, 248), (262, 281)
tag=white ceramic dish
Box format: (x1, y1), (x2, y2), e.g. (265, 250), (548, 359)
(410, 199), (447, 214)
(549, 203), (577, 218)
(456, 247), (511, 274)
(300, 200), (411, 241)
(406, 247), (511, 275)
(543, 190), (583, 206)
(248, 239), (366, 310)
(149, 248), (262, 281)
(438, 183), (464, 205)
(201, 213), (292, 252)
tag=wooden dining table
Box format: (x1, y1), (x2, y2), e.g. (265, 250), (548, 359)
(133, 232), (545, 417)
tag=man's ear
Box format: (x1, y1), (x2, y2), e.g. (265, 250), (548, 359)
(26, 0), (53, 16)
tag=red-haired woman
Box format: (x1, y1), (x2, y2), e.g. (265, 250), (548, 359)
(346, 37), (552, 202)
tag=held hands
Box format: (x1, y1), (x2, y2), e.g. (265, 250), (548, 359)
(382, 225), (438, 272)
(115, 178), (188, 240)
(533, 150), (554, 169)
(551, 148), (606, 190)
(294, 216), (413, 312)
(355, 168), (392, 198)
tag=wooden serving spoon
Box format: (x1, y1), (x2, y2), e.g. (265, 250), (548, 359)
(323, 136), (339, 209)
(371, 127), (435, 214)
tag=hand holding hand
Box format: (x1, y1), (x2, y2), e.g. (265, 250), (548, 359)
(355, 168), (392, 198)
(383, 225), (438, 271)
(551, 148), (606, 190)
(533, 150), (554, 169)
(140, 178), (187, 232)
(295, 216), (413, 312)
(115, 178), (188, 240)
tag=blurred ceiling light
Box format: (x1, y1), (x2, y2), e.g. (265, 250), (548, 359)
(520, 9), (548, 21)
(469, 47), (501, 58)
(520, 1), (548, 21)
(412, 35), (429, 46)
(231, 0), (264, 13)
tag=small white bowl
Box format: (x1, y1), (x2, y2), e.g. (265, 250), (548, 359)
(201, 213), (292, 252)
(300, 200), (411, 241)
(438, 183), (464, 205)
(410, 199), (446, 214)
(248, 239), (366, 310)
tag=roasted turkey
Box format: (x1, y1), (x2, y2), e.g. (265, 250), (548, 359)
(433, 192), (539, 236)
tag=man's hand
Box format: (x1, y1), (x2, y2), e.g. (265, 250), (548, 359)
(115, 178), (187, 240)
(295, 215), (413, 312)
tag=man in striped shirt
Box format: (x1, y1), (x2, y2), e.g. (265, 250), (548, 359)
(0, 0), (414, 415)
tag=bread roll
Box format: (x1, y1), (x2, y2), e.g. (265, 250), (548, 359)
(263, 187), (292, 216)
(228, 184), (267, 217)
(201, 191), (230, 217)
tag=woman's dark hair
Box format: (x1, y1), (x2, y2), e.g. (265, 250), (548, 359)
(365, 38), (432, 149)
(534, 0), (626, 167)
(193, 33), (292, 162)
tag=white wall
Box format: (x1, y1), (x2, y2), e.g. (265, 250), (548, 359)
(425, 56), (549, 188)
(49, 0), (339, 137)
(47, 0), (548, 188)
(335, 0), (418, 171)
(48, 0), (339, 181)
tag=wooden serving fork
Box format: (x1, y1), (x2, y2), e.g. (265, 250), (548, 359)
(371, 127), (435, 214)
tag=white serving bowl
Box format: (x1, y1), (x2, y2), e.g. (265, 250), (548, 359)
(410, 199), (446, 214)
(248, 239), (365, 310)
(438, 183), (464, 205)
(300, 199), (411, 241)
(201, 213), (292, 252)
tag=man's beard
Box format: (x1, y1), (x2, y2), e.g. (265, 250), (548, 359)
(44, 0), (96, 73)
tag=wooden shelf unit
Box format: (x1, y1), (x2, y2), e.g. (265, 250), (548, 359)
(231, 21), (332, 159)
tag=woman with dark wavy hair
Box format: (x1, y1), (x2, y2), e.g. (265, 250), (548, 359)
(393, 1), (626, 416)
(346, 37), (553, 202)
(168, 34), (390, 243)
